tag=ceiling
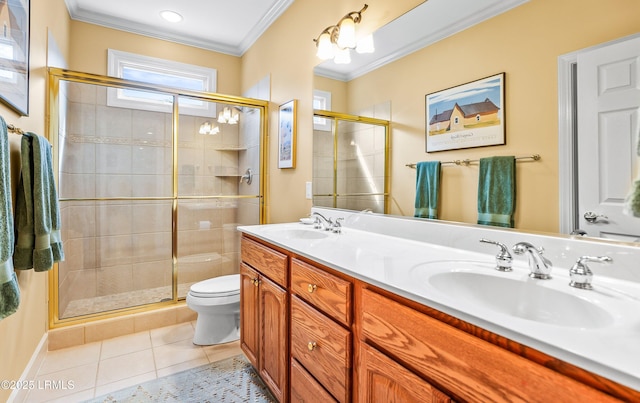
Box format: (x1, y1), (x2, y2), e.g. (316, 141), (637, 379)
(64, 0), (528, 80)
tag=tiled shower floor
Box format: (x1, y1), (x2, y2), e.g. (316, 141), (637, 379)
(61, 283), (194, 319)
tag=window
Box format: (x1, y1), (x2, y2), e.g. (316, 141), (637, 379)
(313, 90), (332, 131)
(454, 116), (459, 124)
(476, 114), (481, 122)
(107, 49), (217, 116)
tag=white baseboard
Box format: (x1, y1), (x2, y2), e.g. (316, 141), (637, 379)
(7, 333), (48, 403)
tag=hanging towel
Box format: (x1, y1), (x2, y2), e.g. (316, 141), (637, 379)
(623, 127), (640, 217)
(414, 161), (441, 219)
(13, 133), (64, 272)
(0, 116), (20, 320)
(477, 156), (515, 228)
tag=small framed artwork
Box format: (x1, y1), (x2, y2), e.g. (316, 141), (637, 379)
(278, 99), (297, 169)
(425, 72), (505, 153)
(0, 0), (30, 116)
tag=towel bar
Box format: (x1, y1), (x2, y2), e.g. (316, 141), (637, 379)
(406, 154), (540, 169)
(7, 124), (24, 135)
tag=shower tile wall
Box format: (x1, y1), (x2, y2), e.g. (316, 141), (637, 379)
(57, 82), (255, 319)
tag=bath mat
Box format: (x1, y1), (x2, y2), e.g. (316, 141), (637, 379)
(86, 355), (275, 403)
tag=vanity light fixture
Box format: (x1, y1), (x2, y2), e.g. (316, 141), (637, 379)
(199, 121), (219, 135)
(218, 107), (239, 124)
(160, 10), (183, 23)
(313, 4), (374, 64)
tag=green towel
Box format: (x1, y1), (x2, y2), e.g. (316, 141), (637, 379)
(477, 156), (515, 228)
(13, 133), (64, 271)
(414, 161), (441, 219)
(0, 116), (20, 320)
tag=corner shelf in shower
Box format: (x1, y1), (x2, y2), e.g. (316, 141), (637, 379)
(214, 146), (247, 151)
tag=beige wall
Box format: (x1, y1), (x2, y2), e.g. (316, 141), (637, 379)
(0, 0), (71, 400)
(343, 0), (640, 233)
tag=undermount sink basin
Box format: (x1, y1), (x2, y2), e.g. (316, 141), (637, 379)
(427, 270), (614, 329)
(264, 227), (329, 240)
(408, 261), (615, 329)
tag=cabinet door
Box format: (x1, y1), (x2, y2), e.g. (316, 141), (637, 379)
(357, 342), (451, 403)
(240, 263), (260, 368)
(260, 275), (288, 403)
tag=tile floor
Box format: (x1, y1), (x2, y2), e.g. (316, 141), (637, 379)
(21, 322), (242, 403)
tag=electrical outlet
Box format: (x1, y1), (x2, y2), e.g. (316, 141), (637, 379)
(305, 182), (312, 199)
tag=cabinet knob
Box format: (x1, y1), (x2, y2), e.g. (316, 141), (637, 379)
(307, 283), (317, 293)
(307, 341), (317, 351)
(252, 278), (260, 287)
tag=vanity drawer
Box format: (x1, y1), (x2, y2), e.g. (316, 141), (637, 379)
(241, 236), (288, 287)
(359, 287), (619, 403)
(291, 296), (351, 402)
(291, 358), (338, 403)
(291, 258), (352, 326)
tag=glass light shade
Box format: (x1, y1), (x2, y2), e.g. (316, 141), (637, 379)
(160, 10), (183, 23)
(316, 32), (335, 60)
(199, 122), (211, 135)
(334, 47), (351, 64)
(337, 17), (356, 49)
(356, 34), (375, 54)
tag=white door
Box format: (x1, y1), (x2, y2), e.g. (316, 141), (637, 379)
(577, 35), (640, 242)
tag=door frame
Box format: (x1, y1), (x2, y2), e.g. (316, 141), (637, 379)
(557, 32), (640, 235)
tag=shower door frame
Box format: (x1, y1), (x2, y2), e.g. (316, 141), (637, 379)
(46, 67), (268, 328)
(313, 110), (390, 213)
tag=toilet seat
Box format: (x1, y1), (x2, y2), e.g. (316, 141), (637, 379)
(189, 274), (240, 298)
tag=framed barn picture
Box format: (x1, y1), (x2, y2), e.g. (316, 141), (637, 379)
(426, 73), (505, 152)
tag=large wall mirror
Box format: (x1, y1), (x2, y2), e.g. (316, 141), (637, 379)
(312, 0), (640, 245)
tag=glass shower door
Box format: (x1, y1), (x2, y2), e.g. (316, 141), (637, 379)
(57, 80), (174, 318)
(175, 97), (262, 298)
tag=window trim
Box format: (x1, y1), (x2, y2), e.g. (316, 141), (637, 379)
(107, 49), (217, 116)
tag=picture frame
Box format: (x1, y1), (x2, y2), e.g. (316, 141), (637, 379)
(278, 99), (297, 169)
(0, 0), (30, 116)
(426, 72), (505, 153)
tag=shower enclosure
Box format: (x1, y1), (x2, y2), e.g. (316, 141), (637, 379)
(47, 68), (267, 326)
(312, 110), (390, 213)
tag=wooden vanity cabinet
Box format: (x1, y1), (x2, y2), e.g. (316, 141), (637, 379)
(240, 237), (289, 402)
(241, 234), (634, 403)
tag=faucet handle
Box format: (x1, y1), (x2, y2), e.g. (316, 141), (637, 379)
(479, 239), (513, 272)
(332, 217), (344, 233)
(569, 256), (612, 290)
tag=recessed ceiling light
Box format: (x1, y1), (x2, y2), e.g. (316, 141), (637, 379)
(160, 10), (183, 23)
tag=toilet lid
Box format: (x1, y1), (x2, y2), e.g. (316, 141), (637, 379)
(190, 274), (240, 298)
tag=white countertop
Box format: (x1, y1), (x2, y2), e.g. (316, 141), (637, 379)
(238, 212), (640, 392)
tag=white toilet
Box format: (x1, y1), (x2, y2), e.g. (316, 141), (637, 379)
(186, 274), (240, 346)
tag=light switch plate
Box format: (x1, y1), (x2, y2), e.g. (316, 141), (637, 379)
(305, 182), (312, 199)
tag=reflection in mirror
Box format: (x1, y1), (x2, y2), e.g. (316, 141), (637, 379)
(312, 0), (640, 247)
(313, 110), (389, 214)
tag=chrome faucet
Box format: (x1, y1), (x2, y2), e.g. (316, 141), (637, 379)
(569, 256), (612, 290)
(479, 239), (512, 271)
(311, 212), (333, 231)
(512, 242), (553, 279)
